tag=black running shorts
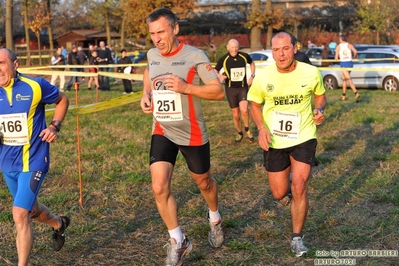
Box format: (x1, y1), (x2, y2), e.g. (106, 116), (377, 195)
(150, 135), (211, 174)
(226, 87), (248, 108)
(263, 139), (318, 172)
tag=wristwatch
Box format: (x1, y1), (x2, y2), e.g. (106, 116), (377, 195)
(51, 120), (62, 132)
(251, 74), (256, 78)
(316, 108), (324, 115)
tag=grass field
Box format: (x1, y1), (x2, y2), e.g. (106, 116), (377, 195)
(0, 82), (399, 266)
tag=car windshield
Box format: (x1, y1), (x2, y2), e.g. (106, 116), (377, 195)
(250, 54), (269, 61)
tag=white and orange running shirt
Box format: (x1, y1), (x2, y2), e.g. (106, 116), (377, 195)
(147, 43), (218, 146)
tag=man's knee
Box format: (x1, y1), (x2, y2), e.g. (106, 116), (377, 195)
(195, 175), (214, 191)
(12, 207), (30, 225)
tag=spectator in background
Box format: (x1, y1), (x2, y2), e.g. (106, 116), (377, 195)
(117, 49), (133, 94)
(77, 46), (87, 82)
(307, 40), (315, 48)
(61, 46), (68, 64)
(328, 39), (337, 51)
(292, 36), (312, 65)
(321, 43), (330, 67)
(88, 50), (100, 90)
(65, 45), (81, 91)
(50, 47), (66, 91)
(97, 41), (114, 91)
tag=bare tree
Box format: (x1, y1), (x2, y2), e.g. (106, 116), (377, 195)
(249, 0), (262, 51)
(5, 0), (14, 49)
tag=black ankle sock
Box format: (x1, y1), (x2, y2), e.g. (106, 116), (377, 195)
(244, 127), (249, 132)
(342, 93), (346, 96)
(291, 233), (303, 239)
(238, 131), (243, 135)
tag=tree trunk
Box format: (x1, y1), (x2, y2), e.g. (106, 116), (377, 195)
(265, 0), (272, 49)
(250, 0), (262, 51)
(46, 0), (54, 51)
(37, 33), (42, 66)
(24, 0), (31, 66)
(5, 0), (14, 50)
(120, 14), (126, 49)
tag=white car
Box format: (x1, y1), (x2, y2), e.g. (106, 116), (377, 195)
(321, 49), (399, 91)
(248, 49), (275, 67)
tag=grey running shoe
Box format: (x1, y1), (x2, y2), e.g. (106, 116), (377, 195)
(52, 216), (70, 251)
(291, 236), (308, 257)
(164, 235), (193, 266)
(208, 215), (224, 248)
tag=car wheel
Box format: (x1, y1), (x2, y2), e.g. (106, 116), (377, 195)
(323, 75), (338, 90)
(383, 76), (398, 92)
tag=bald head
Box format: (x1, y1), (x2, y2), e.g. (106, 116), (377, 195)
(271, 32), (296, 47)
(227, 39), (239, 57)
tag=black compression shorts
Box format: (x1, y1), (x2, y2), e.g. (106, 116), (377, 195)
(226, 87), (249, 108)
(150, 135), (211, 174)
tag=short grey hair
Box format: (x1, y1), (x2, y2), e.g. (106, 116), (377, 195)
(0, 48), (18, 62)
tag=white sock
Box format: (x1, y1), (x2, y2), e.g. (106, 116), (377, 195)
(208, 209), (221, 224)
(168, 226), (183, 243)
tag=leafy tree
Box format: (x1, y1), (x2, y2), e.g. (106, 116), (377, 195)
(121, 0), (195, 47)
(26, 0), (51, 65)
(354, 0), (399, 44)
(245, 0), (284, 50)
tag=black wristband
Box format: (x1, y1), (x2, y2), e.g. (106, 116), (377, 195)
(51, 120), (62, 132)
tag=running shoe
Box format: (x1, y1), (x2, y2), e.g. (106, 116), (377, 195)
(52, 216), (70, 251)
(246, 130), (254, 142)
(355, 92), (360, 102)
(164, 235), (193, 266)
(291, 236), (308, 257)
(208, 213), (224, 248)
(234, 133), (243, 143)
(341, 95), (346, 101)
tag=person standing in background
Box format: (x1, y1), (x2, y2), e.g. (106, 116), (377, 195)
(50, 47), (66, 91)
(65, 45), (80, 91)
(97, 41), (114, 91)
(88, 50), (100, 90)
(77, 46), (87, 82)
(117, 49), (133, 94)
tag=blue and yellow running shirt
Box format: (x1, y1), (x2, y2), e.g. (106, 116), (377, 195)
(0, 73), (60, 172)
(248, 61), (326, 149)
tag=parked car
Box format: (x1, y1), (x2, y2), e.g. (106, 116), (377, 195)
(304, 47), (335, 66)
(321, 49), (399, 91)
(248, 49), (275, 65)
(354, 44), (399, 51)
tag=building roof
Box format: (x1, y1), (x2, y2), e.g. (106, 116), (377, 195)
(55, 29), (120, 40)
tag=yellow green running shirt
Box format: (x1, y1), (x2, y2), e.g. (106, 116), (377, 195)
(247, 61), (325, 149)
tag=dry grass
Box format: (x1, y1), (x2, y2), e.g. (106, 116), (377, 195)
(1, 84), (399, 265)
